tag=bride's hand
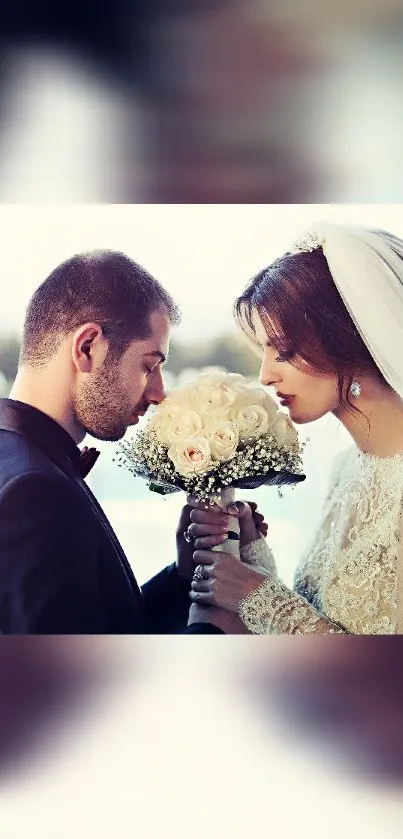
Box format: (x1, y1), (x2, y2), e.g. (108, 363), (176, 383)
(187, 496), (268, 550)
(190, 549), (269, 614)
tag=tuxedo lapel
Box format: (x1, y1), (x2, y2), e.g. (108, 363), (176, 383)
(76, 479), (142, 596)
(0, 399), (80, 479)
(0, 399), (142, 600)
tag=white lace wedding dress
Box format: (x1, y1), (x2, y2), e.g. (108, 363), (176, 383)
(239, 448), (403, 634)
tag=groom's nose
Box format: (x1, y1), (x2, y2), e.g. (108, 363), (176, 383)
(145, 367), (166, 405)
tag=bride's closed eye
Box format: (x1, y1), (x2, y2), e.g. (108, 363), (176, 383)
(265, 340), (293, 364)
(275, 351), (294, 363)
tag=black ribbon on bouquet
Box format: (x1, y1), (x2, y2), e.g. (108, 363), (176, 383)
(147, 468), (306, 496)
(231, 469), (306, 490)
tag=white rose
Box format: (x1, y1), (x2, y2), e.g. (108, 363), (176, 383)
(284, 416), (300, 451)
(158, 373), (251, 420)
(155, 388), (192, 413)
(197, 371), (240, 388)
(224, 372), (247, 389)
(271, 413), (289, 445)
(146, 412), (166, 443)
(195, 380), (238, 415)
(235, 385), (278, 421)
(154, 408), (204, 447)
(146, 402), (181, 444)
(257, 390), (280, 424)
(230, 400), (269, 440)
(199, 371), (247, 393)
(208, 422), (239, 462)
(168, 436), (213, 477)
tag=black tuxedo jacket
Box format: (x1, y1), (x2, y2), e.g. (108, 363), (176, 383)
(0, 399), (221, 634)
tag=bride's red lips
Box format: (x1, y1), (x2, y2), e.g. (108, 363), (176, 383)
(277, 393), (295, 407)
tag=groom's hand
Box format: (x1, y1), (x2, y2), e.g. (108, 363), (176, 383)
(187, 497), (268, 550)
(176, 502), (235, 582)
(176, 499), (269, 582)
(176, 504), (195, 582)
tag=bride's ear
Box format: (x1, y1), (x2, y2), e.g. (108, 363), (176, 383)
(71, 323), (108, 372)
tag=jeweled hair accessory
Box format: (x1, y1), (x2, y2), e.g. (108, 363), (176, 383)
(289, 230), (325, 255)
(285, 221), (403, 401)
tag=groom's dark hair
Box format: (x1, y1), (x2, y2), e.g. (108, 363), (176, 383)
(20, 250), (180, 367)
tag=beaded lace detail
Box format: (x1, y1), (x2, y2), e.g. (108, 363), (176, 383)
(239, 449), (403, 634)
(240, 538), (278, 579)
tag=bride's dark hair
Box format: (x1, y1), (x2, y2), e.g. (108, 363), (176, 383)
(234, 246), (387, 414)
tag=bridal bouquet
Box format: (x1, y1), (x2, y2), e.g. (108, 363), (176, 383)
(117, 371), (305, 503)
(118, 371), (305, 558)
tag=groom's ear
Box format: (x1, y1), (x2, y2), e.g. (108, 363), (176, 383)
(71, 323), (108, 373)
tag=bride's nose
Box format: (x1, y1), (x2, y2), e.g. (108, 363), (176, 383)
(259, 354), (282, 388)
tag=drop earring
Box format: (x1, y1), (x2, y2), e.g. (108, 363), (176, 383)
(350, 379), (361, 398)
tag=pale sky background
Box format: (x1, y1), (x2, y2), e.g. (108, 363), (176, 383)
(1, 203), (403, 343)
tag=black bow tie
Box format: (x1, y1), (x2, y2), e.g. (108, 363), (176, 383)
(78, 446), (100, 478)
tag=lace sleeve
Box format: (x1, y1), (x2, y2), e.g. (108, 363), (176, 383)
(238, 448), (403, 635)
(239, 578), (347, 634)
(240, 537), (278, 579)
(395, 503), (403, 633)
(238, 451), (354, 635)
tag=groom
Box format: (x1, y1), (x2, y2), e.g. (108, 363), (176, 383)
(0, 249), (241, 634)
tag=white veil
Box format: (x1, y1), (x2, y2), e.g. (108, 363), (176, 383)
(291, 221), (403, 400)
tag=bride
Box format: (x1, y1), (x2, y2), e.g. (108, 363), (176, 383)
(186, 221), (403, 634)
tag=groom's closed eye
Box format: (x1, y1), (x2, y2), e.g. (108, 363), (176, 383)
(144, 350), (167, 364)
(144, 361), (164, 375)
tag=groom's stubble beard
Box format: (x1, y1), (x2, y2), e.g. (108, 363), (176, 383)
(72, 356), (135, 442)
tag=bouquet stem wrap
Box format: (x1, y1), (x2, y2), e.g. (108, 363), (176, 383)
(211, 487), (240, 559)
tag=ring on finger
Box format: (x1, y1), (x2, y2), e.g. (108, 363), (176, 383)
(193, 564), (204, 582)
(184, 527), (195, 544)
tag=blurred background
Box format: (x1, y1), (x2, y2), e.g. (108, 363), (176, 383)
(1, 0), (403, 201)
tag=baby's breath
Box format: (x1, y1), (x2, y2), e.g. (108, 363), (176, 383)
(118, 429), (304, 502)
(117, 372), (305, 500)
